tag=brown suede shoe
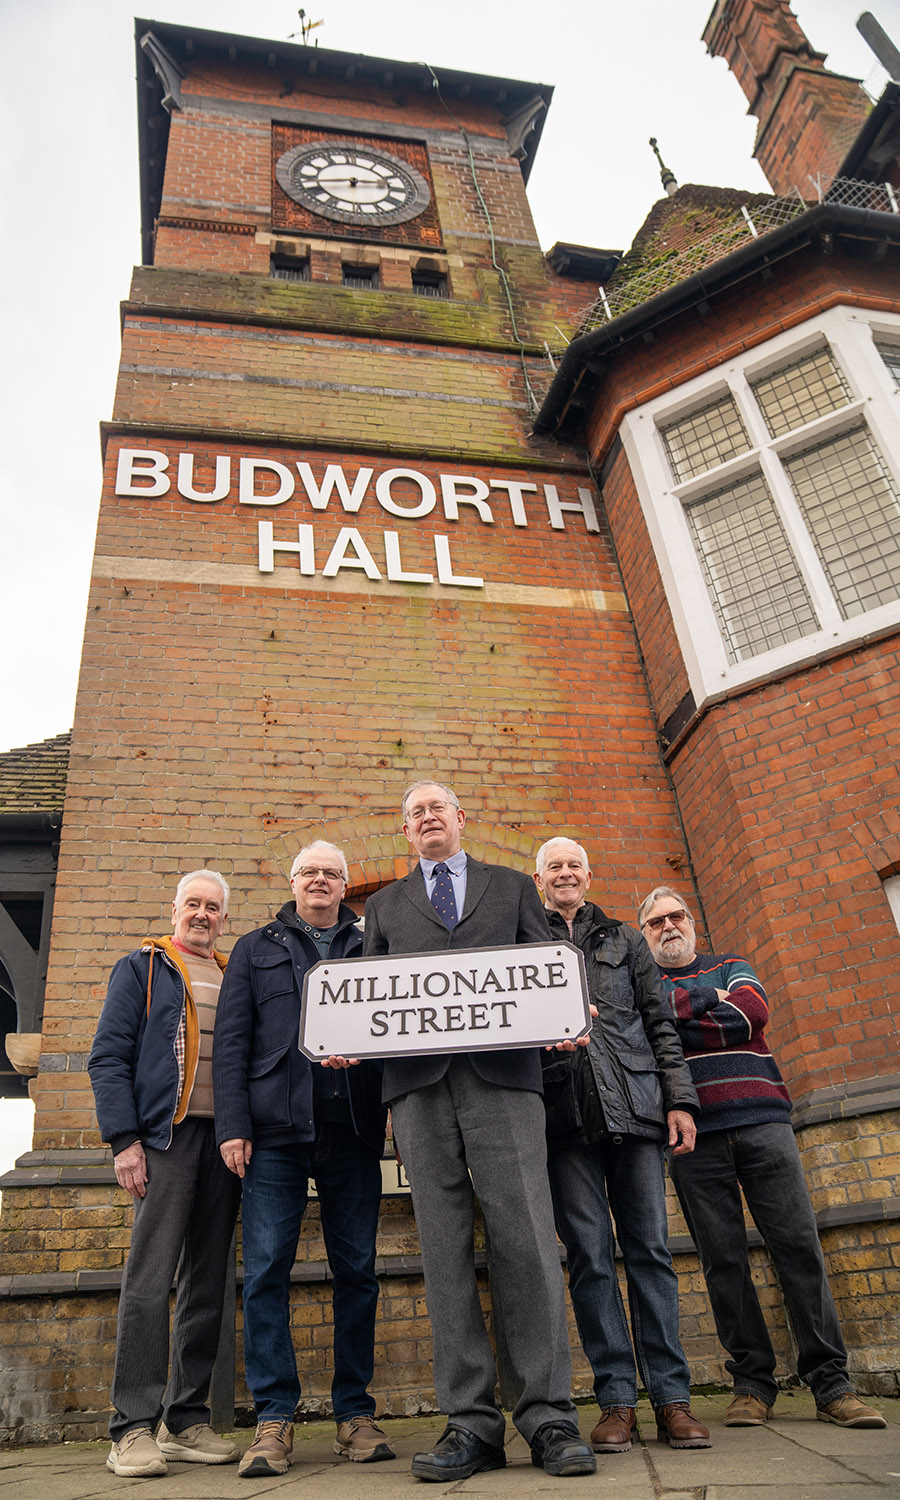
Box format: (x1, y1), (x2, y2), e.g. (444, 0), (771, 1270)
(238, 1418), (294, 1477)
(725, 1392), (771, 1426)
(333, 1415), (396, 1462)
(590, 1406), (636, 1452)
(655, 1402), (711, 1448)
(816, 1394), (886, 1428)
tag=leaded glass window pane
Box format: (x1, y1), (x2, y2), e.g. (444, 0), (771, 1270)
(662, 396), (751, 482)
(875, 341), (900, 390)
(783, 427), (900, 618)
(752, 347), (851, 437)
(686, 473), (819, 663)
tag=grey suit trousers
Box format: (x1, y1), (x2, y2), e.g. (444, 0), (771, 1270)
(110, 1116), (241, 1440)
(391, 1056), (577, 1446)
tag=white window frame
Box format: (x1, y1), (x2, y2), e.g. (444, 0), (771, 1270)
(619, 306), (900, 707)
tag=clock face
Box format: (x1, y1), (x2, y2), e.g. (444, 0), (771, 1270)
(275, 141), (431, 227)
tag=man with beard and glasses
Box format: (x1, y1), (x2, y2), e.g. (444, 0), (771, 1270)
(640, 886), (885, 1432)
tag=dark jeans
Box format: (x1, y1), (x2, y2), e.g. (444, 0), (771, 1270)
(240, 1123), (383, 1420)
(669, 1120), (850, 1407)
(547, 1135), (691, 1408)
(110, 1117), (241, 1440)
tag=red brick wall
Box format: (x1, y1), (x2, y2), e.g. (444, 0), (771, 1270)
(669, 642), (900, 1099)
(585, 251), (900, 1101)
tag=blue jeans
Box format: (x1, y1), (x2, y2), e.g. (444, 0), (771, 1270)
(547, 1135), (690, 1408)
(240, 1123), (383, 1420)
(669, 1121), (850, 1407)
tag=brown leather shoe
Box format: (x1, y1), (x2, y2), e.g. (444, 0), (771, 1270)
(816, 1394), (886, 1428)
(590, 1406), (636, 1452)
(725, 1392), (771, 1426)
(655, 1402), (711, 1449)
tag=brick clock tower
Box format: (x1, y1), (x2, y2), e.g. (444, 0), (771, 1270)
(0, 22), (686, 1438)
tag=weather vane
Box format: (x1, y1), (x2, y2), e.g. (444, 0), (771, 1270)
(290, 8), (325, 45)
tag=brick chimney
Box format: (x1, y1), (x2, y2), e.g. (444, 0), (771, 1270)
(703, 0), (871, 196)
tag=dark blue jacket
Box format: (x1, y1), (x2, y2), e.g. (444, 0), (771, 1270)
(213, 901), (386, 1153)
(88, 938), (220, 1155)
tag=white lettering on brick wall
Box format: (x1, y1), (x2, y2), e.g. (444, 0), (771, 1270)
(258, 522), (483, 589)
(113, 447), (600, 589)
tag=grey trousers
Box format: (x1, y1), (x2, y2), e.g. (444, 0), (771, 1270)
(391, 1057), (576, 1446)
(110, 1117), (242, 1440)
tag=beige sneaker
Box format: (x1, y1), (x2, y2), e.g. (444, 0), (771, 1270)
(816, 1393), (886, 1428)
(156, 1421), (239, 1463)
(333, 1414), (396, 1462)
(239, 1418), (294, 1477)
(106, 1427), (167, 1477)
(725, 1393), (771, 1426)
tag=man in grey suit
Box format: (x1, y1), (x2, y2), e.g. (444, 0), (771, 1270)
(363, 780), (595, 1482)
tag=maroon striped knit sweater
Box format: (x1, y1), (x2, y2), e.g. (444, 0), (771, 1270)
(655, 952), (791, 1133)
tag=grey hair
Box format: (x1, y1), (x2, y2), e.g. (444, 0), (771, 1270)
(534, 837), (590, 878)
(290, 840), (349, 882)
(636, 885), (694, 929)
(400, 780), (460, 818)
(174, 869), (230, 913)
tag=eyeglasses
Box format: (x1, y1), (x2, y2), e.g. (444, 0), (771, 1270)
(293, 867), (345, 882)
(406, 800), (456, 822)
(642, 908), (691, 933)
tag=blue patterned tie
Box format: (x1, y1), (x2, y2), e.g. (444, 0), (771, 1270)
(430, 862), (459, 929)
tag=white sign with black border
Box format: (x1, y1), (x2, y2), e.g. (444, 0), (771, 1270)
(298, 941), (591, 1061)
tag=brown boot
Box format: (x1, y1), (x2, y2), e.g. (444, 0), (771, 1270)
(725, 1392), (771, 1426)
(816, 1394), (886, 1428)
(655, 1402), (711, 1449)
(590, 1406), (636, 1452)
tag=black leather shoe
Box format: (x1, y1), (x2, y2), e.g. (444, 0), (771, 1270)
(411, 1426), (506, 1482)
(531, 1422), (597, 1477)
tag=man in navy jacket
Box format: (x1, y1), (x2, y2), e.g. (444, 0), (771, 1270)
(214, 841), (390, 1478)
(89, 870), (241, 1478)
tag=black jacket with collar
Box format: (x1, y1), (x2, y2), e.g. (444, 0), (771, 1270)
(213, 900), (386, 1152)
(541, 902), (698, 1144)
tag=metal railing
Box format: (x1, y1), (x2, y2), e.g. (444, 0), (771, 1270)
(569, 177), (899, 342)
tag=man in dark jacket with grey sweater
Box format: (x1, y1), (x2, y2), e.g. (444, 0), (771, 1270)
(534, 838), (709, 1455)
(214, 841), (391, 1479)
(89, 870), (241, 1478)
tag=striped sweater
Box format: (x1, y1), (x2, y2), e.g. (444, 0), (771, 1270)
(655, 952), (791, 1133)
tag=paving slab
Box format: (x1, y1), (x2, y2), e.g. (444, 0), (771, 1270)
(0, 1395), (897, 1499)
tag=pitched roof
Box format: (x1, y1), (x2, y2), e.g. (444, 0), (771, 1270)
(0, 733), (71, 816)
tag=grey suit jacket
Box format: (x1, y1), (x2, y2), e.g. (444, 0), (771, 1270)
(363, 856), (551, 1103)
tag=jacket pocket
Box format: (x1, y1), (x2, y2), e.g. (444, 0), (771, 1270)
(591, 936), (636, 1011)
(252, 949), (295, 1004)
(618, 1048), (664, 1127)
(541, 1056), (585, 1139)
(247, 1044), (292, 1129)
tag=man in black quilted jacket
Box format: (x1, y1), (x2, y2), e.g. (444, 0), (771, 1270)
(534, 837), (709, 1456)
